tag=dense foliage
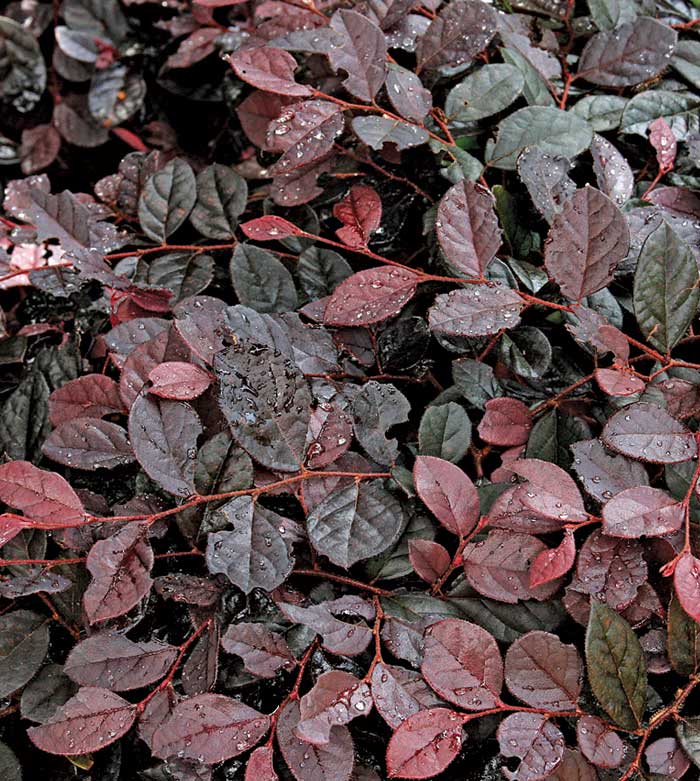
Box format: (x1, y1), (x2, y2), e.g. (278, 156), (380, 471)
(0, 0), (700, 779)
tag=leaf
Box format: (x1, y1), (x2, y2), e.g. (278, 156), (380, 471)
(42, 419), (134, 470)
(491, 107), (593, 170)
(205, 495), (294, 593)
(645, 736), (690, 778)
(221, 622), (295, 678)
(229, 46), (312, 97)
(351, 116), (429, 150)
(668, 594), (700, 675)
(413, 456), (480, 537)
(152, 693), (269, 764)
(352, 381), (410, 465)
(328, 10), (387, 102)
(422, 618), (502, 709)
(307, 480), (404, 568)
(544, 186), (629, 301)
(240, 215), (304, 242)
(129, 395), (202, 497)
(429, 284), (523, 337)
(0, 742), (21, 781)
(510, 458), (587, 523)
(585, 602), (647, 729)
(578, 18), (677, 87)
(278, 598), (373, 656)
(297, 670), (372, 744)
(299, 247), (352, 299)
(64, 634), (177, 691)
(333, 185), (382, 249)
(386, 65), (432, 122)
(268, 100), (344, 176)
(0, 609), (49, 698)
(155, 574), (222, 607)
(48, 374), (124, 426)
(385, 707), (464, 779)
(190, 164), (247, 240)
(230, 243), (298, 314)
(418, 402), (472, 463)
(478, 398), (532, 447)
(409, 539), (451, 584)
(138, 158), (197, 243)
(416, 0), (496, 72)
(595, 368), (645, 397)
(245, 746), (278, 781)
(445, 64), (524, 123)
(215, 342), (311, 472)
(497, 712), (565, 781)
(148, 361), (212, 400)
(20, 663), (77, 723)
(436, 181), (502, 279)
(28, 688), (137, 755)
(462, 529), (559, 603)
(633, 221), (700, 354)
(83, 523), (154, 624)
(602, 402), (697, 464)
(571, 439), (649, 504)
(89, 65), (145, 125)
(324, 267), (420, 326)
(277, 699), (354, 781)
(529, 531), (576, 588)
(182, 624), (219, 696)
(674, 553), (700, 623)
(620, 89), (700, 138)
(20, 124), (60, 174)
(677, 717), (700, 771)
(576, 715), (625, 768)
(602, 486), (683, 538)
(590, 134), (634, 207)
(505, 631), (582, 710)
(0, 460), (85, 527)
(371, 663), (442, 730)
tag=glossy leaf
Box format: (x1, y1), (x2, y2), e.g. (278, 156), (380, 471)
(497, 712), (565, 781)
(328, 10), (387, 103)
(386, 707), (464, 779)
(297, 670), (372, 744)
(229, 47), (312, 97)
(221, 622), (295, 678)
(138, 158), (197, 243)
(413, 456), (479, 537)
(429, 284), (523, 337)
(333, 185), (382, 249)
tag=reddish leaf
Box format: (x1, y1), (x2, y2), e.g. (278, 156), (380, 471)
(306, 402), (353, 469)
(333, 185), (382, 249)
(83, 523), (154, 624)
(510, 458), (587, 523)
(138, 685), (177, 750)
(488, 486), (564, 535)
(386, 65), (432, 122)
(165, 27), (220, 70)
(602, 486), (684, 538)
(436, 180), (501, 279)
(529, 531), (576, 588)
(229, 46), (312, 97)
(576, 715), (625, 768)
(429, 284), (523, 337)
(570, 438), (649, 505)
(370, 663), (443, 730)
(644, 736), (690, 778)
(462, 529), (560, 603)
(148, 361), (212, 400)
(0, 461), (85, 527)
(477, 398), (532, 446)
(152, 693), (269, 764)
(48, 374), (125, 426)
(544, 186), (629, 302)
(297, 670), (372, 745)
(182, 624), (219, 696)
(277, 699), (354, 781)
(386, 707), (464, 779)
(595, 368), (645, 397)
(674, 552), (700, 622)
(20, 124), (61, 175)
(497, 712), (565, 781)
(154, 574), (222, 607)
(0, 514), (24, 549)
(28, 687), (137, 755)
(413, 455), (480, 537)
(649, 117), (677, 172)
(421, 618), (503, 710)
(328, 10), (387, 103)
(324, 267), (420, 326)
(237, 91), (293, 151)
(409, 539), (451, 584)
(221, 621), (296, 678)
(245, 746), (279, 781)
(548, 749), (597, 781)
(240, 215), (304, 241)
(505, 631), (582, 710)
(42, 419), (134, 470)
(64, 634), (177, 691)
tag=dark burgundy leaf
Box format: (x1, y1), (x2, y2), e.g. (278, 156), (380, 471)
(0, 610), (50, 698)
(229, 46), (312, 97)
(333, 185), (382, 249)
(504, 631), (582, 710)
(42, 419), (134, 470)
(413, 456), (480, 537)
(352, 380), (410, 465)
(83, 523), (154, 624)
(529, 531), (576, 588)
(237, 90), (293, 151)
(428, 284), (523, 337)
(245, 746), (278, 781)
(497, 712), (564, 780)
(421, 618), (503, 710)
(28, 688), (137, 755)
(477, 398), (532, 447)
(370, 663), (443, 729)
(20, 124), (61, 175)
(148, 361), (212, 400)
(155, 574), (221, 607)
(487, 486), (563, 535)
(278, 599), (373, 656)
(590, 135), (634, 207)
(386, 66), (432, 122)
(409, 539), (451, 584)
(323, 267), (420, 327)
(182, 623), (219, 696)
(510, 458), (587, 523)
(0, 461), (85, 527)
(328, 10), (387, 103)
(385, 707), (464, 779)
(240, 215), (305, 241)
(570, 439), (649, 504)
(306, 402), (353, 469)
(668, 594), (700, 675)
(645, 736), (690, 778)
(649, 117), (677, 171)
(436, 181), (501, 279)
(674, 552), (700, 623)
(351, 116), (429, 150)
(221, 622), (295, 678)
(576, 715), (624, 768)
(547, 749), (597, 781)
(152, 693), (269, 764)
(602, 486), (684, 538)
(595, 367), (645, 397)
(48, 374), (125, 426)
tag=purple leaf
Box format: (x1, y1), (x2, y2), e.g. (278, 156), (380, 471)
(602, 486), (684, 538)
(48, 374), (125, 426)
(370, 662), (443, 729)
(409, 539), (451, 584)
(328, 10), (387, 103)
(674, 552), (700, 623)
(386, 707), (464, 779)
(42, 419), (134, 470)
(278, 599), (373, 656)
(576, 715), (625, 768)
(590, 134), (634, 207)
(221, 622), (296, 678)
(297, 670), (372, 744)
(644, 736), (690, 778)
(497, 712), (564, 781)
(570, 438), (649, 504)
(413, 455), (480, 537)
(477, 398), (532, 447)
(229, 46), (312, 97)
(386, 66), (432, 122)
(510, 458), (587, 523)
(428, 284), (523, 337)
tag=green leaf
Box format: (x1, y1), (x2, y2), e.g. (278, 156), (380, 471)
(0, 609), (50, 698)
(445, 64), (524, 122)
(452, 358), (502, 409)
(499, 326), (552, 378)
(230, 243), (298, 313)
(500, 47), (555, 107)
(621, 90), (700, 138)
(0, 368), (50, 461)
(190, 163), (247, 240)
(677, 717), (700, 769)
(298, 247), (352, 299)
(572, 95), (628, 131)
(490, 107), (593, 170)
(526, 409), (590, 467)
(668, 594), (700, 676)
(585, 602), (646, 730)
(0, 16), (47, 112)
(0, 741), (21, 781)
(418, 402), (472, 463)
(587, 0), (638, 32)
(138, 158), (197, 243)
(133, 251), (214, 303)
(633, 221), (700, 354)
